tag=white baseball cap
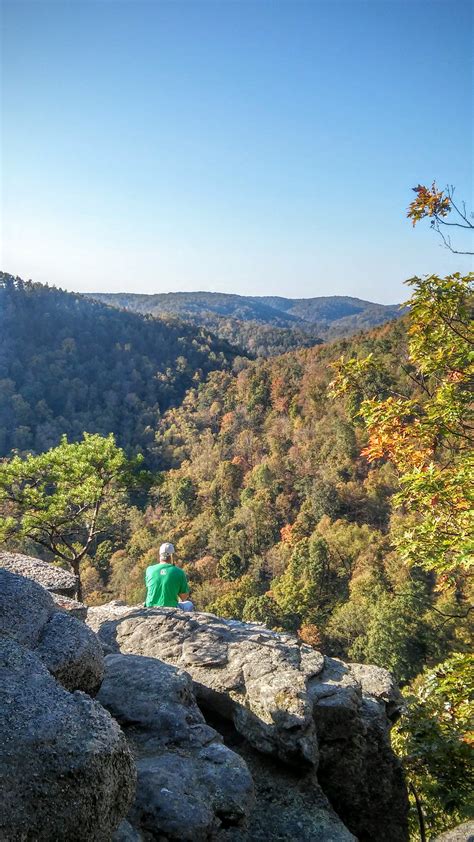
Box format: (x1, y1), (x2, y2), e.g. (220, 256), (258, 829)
(159, 542), (175, 558)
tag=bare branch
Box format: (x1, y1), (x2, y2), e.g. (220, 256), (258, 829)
(435, 220), (474, 255)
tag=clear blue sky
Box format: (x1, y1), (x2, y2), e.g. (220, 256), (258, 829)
(1, 0), (472, 303)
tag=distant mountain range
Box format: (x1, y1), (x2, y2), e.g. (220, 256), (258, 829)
(90, 291), (403, 356)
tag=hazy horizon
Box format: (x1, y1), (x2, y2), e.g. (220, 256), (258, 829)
(1, 270), (403, 306)
(89, 287), (402, 306)
(2, 0), (472, 302)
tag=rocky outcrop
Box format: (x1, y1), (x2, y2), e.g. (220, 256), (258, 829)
(349, 662), (404, 720)
(1, 566), (58, 647)
(1, 570), (410, 842)
(207, 712), (356, 842)
(433, 823), (474, 842)
(88, 603), (409, 842)
(99, 653), (254, 840)
(310, 657), (408, 841)
(0, 570), (136, 840)
(0, 551), (87, 618)
(1, 636), (136, 841)
(88, 605), (322, 766)
(101, 652), (354, 842)
(0, 568), (103, 695)
(0, 550), (78, 597)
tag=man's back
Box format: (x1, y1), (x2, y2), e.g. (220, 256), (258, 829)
(145, 562), (189, 607)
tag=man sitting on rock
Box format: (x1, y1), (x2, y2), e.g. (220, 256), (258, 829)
(145, 543), (194, 611)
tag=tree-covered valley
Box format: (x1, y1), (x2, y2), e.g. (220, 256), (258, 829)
(0, 273), (241, 459)
(89, 310), (470, 684)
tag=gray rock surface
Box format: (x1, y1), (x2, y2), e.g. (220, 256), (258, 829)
(35, 610), (104, 695)
(0, 635), (136, 841)
(88, 604), (322, 767)
(208, 713), (356, 842)
(349, 661), (404, 720)
(0, 567), (55, 647)
(98, 653), (255, 840)
(0, 569), (104, 695)
(433, 823), (474, 842)
(310, 657), (408, 842)
(0, 550), (77, 596)
(113, 820), (144, 841)
(87, 603), (409, 842)
(51, 591), (88, 620)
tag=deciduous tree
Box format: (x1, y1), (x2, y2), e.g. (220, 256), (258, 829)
(408, 183), (473, 255)
(331, 272), (473, 578)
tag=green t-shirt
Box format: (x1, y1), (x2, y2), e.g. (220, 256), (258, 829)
(145, 562), (189, 608)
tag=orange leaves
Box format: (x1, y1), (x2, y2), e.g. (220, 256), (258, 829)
(280, 523), (295, 545)
(362, 421), (433, 470)
(328, 272), (473, 579)
(220, 411), (235, 432)
(453, 498), (470, 511)
(274, 396), (290, 413)
(231, 455), (246, 467)
(461, 731), (474, 748)
(270, 374), (290, 412)
(407, 182), (451, 227)
(298, 623), (323, 648)
(447, 370), (464, 383)
(359, 397), (434, 471)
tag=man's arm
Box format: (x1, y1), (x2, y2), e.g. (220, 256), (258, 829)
(144, 567), (151, 606)
(178, 568), (190, 601)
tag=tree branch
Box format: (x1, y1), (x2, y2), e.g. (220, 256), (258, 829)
(435, 225), (474, 256)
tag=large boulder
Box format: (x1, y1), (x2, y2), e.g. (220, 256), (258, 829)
(350, 662), (404, 720)
(0, 569), (103, 695)
(0, 567), (56, 647)
(310, 657), (408, 842)
(35, 610), (104, 695)
(88, 605), (321, 766)
(88, 603), (409, 842)
(0, 551), (78, 597)
(98, 653), (254, 841)
(209, 713), (356, 842)
(0, 635), (136, 841)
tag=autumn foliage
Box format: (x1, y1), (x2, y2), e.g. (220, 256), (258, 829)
(407, 183), (451, 227)
(331, 271), (473, 837)
(331, 272), (473, 577)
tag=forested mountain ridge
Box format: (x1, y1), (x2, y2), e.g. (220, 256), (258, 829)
(91, 289), (401, 327)
(106, 314), (463, 676)
(91, 290), (403, 356)
(0, 273), (243, 459)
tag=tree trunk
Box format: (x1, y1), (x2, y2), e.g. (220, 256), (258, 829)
(409, 782), (426, 842)
(71, 558), (82, 603)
